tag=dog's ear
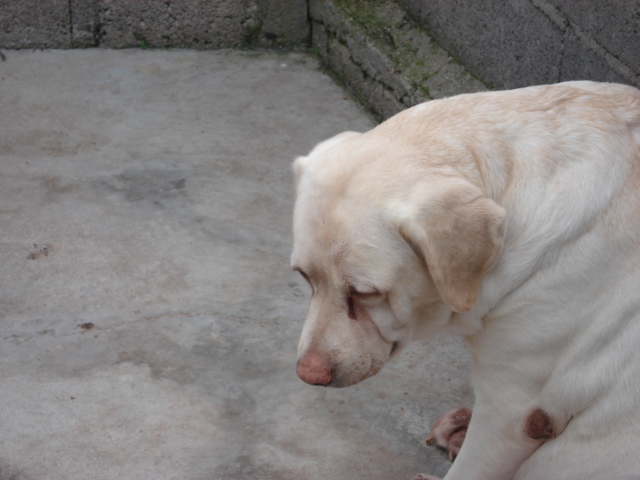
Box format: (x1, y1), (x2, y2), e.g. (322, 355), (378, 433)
(293, 131), (360, 185)
(398, 183), (506, 313)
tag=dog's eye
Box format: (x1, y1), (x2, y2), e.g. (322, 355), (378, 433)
(346, 286), (384, 320)
(349, 285), (383, 299)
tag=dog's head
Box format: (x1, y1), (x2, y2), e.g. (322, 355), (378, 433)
(291, 131), (506, 387)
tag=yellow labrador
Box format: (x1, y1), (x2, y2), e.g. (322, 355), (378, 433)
(291, 81), (640, 480)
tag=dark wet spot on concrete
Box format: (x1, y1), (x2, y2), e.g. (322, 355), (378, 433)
(214, 454), (285, 480)
(117, 350), (145, 364)
(0, 462), (30, 480)
(27, 244), (52, 260)
(170, 178), (185, 189)
(42, 176), (76, 196)
(98, 166), (189, 207)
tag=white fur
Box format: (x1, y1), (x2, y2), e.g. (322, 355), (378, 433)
(291, 81), (640, 479)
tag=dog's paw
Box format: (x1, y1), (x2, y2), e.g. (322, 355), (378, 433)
(426, 407), (472, 461)
(412, 475), (441, 480)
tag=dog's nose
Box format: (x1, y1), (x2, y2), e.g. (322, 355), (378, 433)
(296, 352), (333, 386)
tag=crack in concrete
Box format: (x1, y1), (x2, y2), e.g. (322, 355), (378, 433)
(531, 0), (567, 83)
(68, 0), (74, 40)
(533, 0), (639, 86)
(570, 21), (639, 84)
(0, 311), (274, 341)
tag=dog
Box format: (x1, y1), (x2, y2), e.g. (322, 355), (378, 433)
(290, 81), (640, 480)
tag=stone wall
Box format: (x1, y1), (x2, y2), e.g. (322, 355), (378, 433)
(309, 0), (486, 121)
(0, 0), (310, 49)
(308, 0), (640, 120)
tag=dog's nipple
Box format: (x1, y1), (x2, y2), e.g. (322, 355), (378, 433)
(524, 408), (555, 441)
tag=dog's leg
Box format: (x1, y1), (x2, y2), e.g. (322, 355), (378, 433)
(412, 409), (471, 480)
(435, 399), (555, 480)
(426, 407), (472, 461)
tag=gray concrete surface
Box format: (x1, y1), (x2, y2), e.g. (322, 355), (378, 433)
(0, 49), (473, 480)
(396, 0), (640, 90)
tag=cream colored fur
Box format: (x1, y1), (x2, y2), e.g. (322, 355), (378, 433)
(291, 81), (640, 480)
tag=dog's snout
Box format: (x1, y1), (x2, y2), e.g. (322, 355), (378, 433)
(296, 352), (333, 386)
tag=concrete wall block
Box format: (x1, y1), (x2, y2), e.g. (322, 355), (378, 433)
(260, 0), (310, 47)
(397, 0), (639, 89)
(311, 21), (329, 58)
(332, 35), (354, 72)
(559, 30), (629, 85)
(311, 0), (352, 47)
(309, 0), (486, 121)
(423, 61), (486, 100)
(344, 31), (411, 99)
(550, 0), (640, 75)
(380, 84), (407, 119)
(324, 36), (370, 102)
(71, 0), (100, 47)
(313, 1), (408, 119)
(324, 29), (404, 120)
(396, 0), (565, 89)
(97, 0), (254, 49)
(0, 0), (71, 48)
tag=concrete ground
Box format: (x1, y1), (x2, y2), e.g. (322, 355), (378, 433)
(0, 49), (472, 480)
